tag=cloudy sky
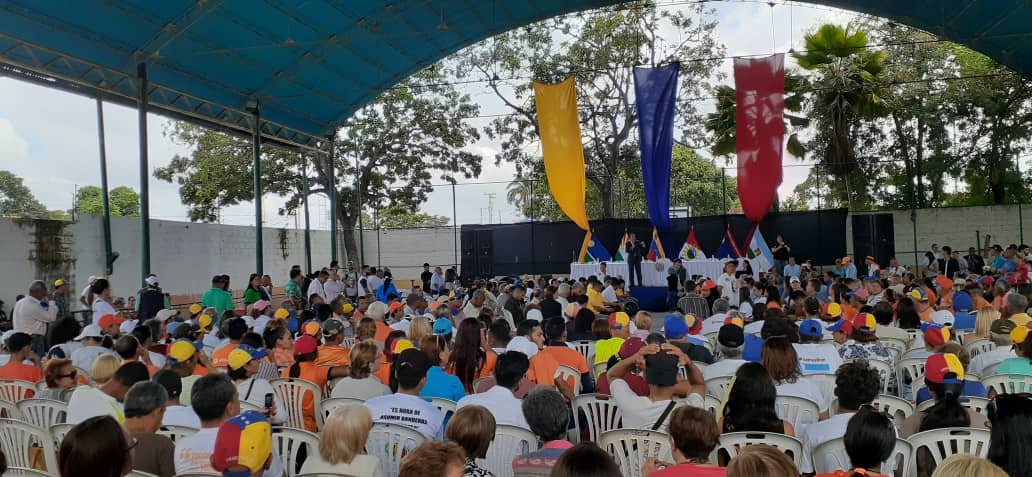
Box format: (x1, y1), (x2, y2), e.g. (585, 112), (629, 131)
(0, 1), (855, 230)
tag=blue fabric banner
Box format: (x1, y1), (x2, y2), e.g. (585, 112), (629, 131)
(633, 62), (680, 231)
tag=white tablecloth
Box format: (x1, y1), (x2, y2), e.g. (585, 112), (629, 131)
(570, 259), (759, 286)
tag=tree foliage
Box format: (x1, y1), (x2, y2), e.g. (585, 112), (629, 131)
(0, 170), (48, 219)
(75, 185), (140, 216)
(156, 64), (483, 263)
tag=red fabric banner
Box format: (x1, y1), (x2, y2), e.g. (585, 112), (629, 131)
(734, 54), (785, 223)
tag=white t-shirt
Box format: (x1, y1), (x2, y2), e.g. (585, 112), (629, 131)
(739, 302), (753, 318)
(307, 279), (328, 303)
(609, 378), (703, 433)
(456, 385), (530, 430)
(703, 359), (746, 381)
(799, 412), (854, 473)
(174, 427), (285, 477)
(92, 298), (117, 318)
(236, 377), (286, 425)
(775, 378), (828, 413)
(744, 320), (765, 336)
(602, 286), (618, 303)
(365, 393), (445, 440)
(148, 350), (166, 368)
(390, 318), (412, 334)
(253, 315), (272, 335)
(71, 345), (115, 370)
(716, 273), (737, 305)
(969, 346), (1014, 376)
(331, 376), (391, 401)
(793, 343), (843, 375)
(366, 276), (383, 295)
(67, 387), (124, 424)
(162, 405), (202, 428)
(324, 279), (345, 300)
(701, 313), (727, 335)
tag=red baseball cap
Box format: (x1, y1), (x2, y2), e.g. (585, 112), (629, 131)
(388, 302), (405, 315)
(925, 353), (965, 384)
(852, 313), (877, 332)
(923, 325), (951, 347)
(701, 280), (716, 290)
(618, 337), (646, 359)
(293, 335), (318, 355)
(98, 314), (124, 329)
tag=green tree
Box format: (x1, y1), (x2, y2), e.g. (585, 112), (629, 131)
(74, 185), (140, 216)
(458, 2), (724, 218)
(156, 64), (483, 262)
(360, 206), (450, 229)
(0, 170), (48, 219)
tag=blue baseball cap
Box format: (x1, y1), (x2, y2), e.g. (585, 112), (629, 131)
(826, 319), (851, 334)
(952, 291), (973, 312)
(663, 315), (688, 340)
(433, 318), (453, 336)
(799, 319), (824, 338)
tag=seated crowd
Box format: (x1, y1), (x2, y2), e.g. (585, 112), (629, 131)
(2, 247), (1032, 477)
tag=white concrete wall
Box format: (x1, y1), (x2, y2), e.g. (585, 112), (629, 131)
(358, 227), (461, 280)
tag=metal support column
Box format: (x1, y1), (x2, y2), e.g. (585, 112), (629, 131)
(356, 144), (365, 267)
(302, 155), (312, 273)
(137, 63), (151, 283)
(95, 98), (116, 275)
(451, 157), (458, 272)
(529, 179), (535, 275)
(250, 101), (263, 275)
(327, 136), (338, 265)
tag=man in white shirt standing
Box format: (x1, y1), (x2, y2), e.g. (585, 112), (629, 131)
(456, 350), (531, 429)
(798, 361), (880, 474)
(365, 348), (446, 439)
(67, 361), (150, 424)
(306, 269), (329, 304)
(716, 261), (739, 307)
(366, 268), (384, 298)
(430, 266), (446, 295)
(13, 280), (58, 356)
(323, 269), (345, 301)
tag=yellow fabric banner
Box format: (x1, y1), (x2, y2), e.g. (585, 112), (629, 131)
(533, 77), (590, 231)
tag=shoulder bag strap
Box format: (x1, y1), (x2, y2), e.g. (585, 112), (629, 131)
(652, 401), (677, 431)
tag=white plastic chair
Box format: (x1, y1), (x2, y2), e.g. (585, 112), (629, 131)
(896, 358), (926, 399)
(805, 374), (837, 411)
(318, 397), (365, 426)
(705, 375), (733, 399)
(813, 436), (912, 477)
(365, 423), (426, 477)
(593, 362), (608, 379)
(49, 423), (74, 450)
(881, 339), (907, 362)
(572, 394), (623, 444)
(964, 339), (995, 358)
(3, 468), (51, 476)
(599, 429), (673, 477)
(982, 374), (1032, 396)
(16, 399), (67, 430)
(0, 399), (22, 420)
(774, 395), (820, 432)
(270, 378), (322, 430)
(856, 358), (896, 396)
(157, 424), (198, 444)
(476, 425), (538, 477)
(341, 337), (356, 349)
(0, 418), (58, 474)
(703, 394), (721, 417)
(0, 380), (38, 403)
(572, 341), (595, 365)
(907, 427), (991, 476)
(915, 395), (992, 415)
(982, 361), (1002, 377)
(554, 365), (581, 396)
(271, 426), (319, 477)
(428, 397), (457, 417)
(871, 394), (915, 428)
(713, 432), (804, 468)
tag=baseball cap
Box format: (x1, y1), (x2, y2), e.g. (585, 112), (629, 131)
(294, 335), (318, 355)
(852, 313), (877, 333)
(393, 339), (415, 354)
(197, 314), (214, 333)
(395, 348), (433, 383)
(388, 302), (405, 315)
(848, 288), (870, 301)
(54, 279), (65, 288)
(718, 324), (745, 348)
(227, 344), (269, 371)
(924, 325), (951, 347)
(827, 319), (854, 335)
(723, 316), (745, 328)
(683, 313), (702, 334)
(821, 302), (843, 319)
(119, 319), (138, 335)
(253, 300), (271, 311)
(991, 318), (1017, 338)
(166, 339), (201, 364)
(799, 319), (824, 338)
(274, 308), (290, 320)
(608, 312), (630, 330)
(302, 320), (321, 336)
(189, 304), (203, 314)
(98, 314), (124, 329)
(618, 337), (646, 359)
(924, 353), (965, 384)
(74, 324), (104, 341)
(644, 351), (679, 387)
(663, 315), (688, 340)
(321, 318), (345, 337)
(1011, 324), (1031, 345)
(952, 292), (974, 312)
(506, 336), (539, 358)
(934, 275), (954, 290)
(789, 276), (801, 284)
(211, 411), (272, 476)
(341, 303), (354, 313)
(907, 288), (928, 301)
(144, 274), (159, 286)
(155, 309), (178, 322)
(433, 318), (453, 336)
(931, 310), (955, 327)
(701, 280), (716, 290)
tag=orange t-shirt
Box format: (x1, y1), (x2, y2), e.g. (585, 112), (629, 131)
(281, 362), (329, 432)
(374, 360), (392, 388)
(211, 343), (239, 368)
(919, 307), (933, 323)
(314, 345), (350, 367)
(973, 295), (991, 311)
(374, 321), (392, 345)
(192, 363), (209, 377)
(841, 303), (858, 321)
(526, 352), (560, 388)
(540, 346), (589, 375)
(0, 361), (42, 386)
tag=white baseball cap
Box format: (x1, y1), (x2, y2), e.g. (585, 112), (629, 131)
(155, 309), (178, 322)
(74, 324), (104, 341)
(931, 310), (955, 327)
(119, 319), (139, 335)
(145, 274), (159, 286)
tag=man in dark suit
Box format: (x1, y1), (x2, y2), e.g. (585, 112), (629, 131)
(626, 232), (646, 288)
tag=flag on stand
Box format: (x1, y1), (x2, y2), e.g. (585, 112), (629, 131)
(746, 226), (775, 272)
(578, 231), (613, 263)
(713, 228), (743, 259)
(646, 227), (667, 261)
(613, 232), (631, 261)
(678, 228), (707, 261)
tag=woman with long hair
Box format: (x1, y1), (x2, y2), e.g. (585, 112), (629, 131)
(568, 308), (596, 342)
(721, 362), (793, 436)
(90, 278), (117, 319)
(420, 335), (466, 402)
(965, 307), (1000, 345)
(59, 415), (133, 477)
(761, 337), (829, 417)
(376, 272), (399, 303)
(987, 393), (1032, 477)
(896, 297), (922, 330)
(447, 318), (495, 393)
(243, 273), (270, 304)
(283, 335), (348, 432)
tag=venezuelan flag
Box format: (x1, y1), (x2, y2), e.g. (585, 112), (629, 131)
(646, 227), (666, 261)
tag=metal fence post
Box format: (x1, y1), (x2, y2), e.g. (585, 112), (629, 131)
(137, 63), (151, 284)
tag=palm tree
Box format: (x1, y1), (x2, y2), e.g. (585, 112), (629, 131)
(704, 79), (808, 160)
(792, 23), (891, 175)
(506, 180), (533, 219)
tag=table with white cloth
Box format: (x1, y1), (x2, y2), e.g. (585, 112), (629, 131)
(569, 259), (759, 286)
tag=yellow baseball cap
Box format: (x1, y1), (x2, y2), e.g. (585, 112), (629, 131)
(189, 304), (203, 314)
(608, 312), (630, 329)
(227, 345), (268, 371)
(1012, 324), (1031, 345)
(197, 314), (213, 333)
(393, 339), (415, 354)
(274, 308), (290, 320)
(167, 340), (200, 363)
(342, 303), (355, 313)
(54, 279), (65, 288)
(302, 320), (321, 336)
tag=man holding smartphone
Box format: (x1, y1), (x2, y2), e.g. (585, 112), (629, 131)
(226, 345), (285, 425)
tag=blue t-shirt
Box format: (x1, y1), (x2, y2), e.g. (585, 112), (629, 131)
(914, 380), (988, 405)
(997, 357), (1032, 376)
(953, 312), (976, 330)
(783, 264), (801, 278)
(419, 366), (467, 402)
(743, 335), (765, 363)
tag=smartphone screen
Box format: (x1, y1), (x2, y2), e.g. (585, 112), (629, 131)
(678, 367), (687, 381)
(264, 393), (274, 409)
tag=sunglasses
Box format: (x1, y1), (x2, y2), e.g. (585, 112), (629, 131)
(58, 370), (77, 380)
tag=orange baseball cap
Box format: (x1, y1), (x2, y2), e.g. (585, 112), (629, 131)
(98, 314), (124, 329)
